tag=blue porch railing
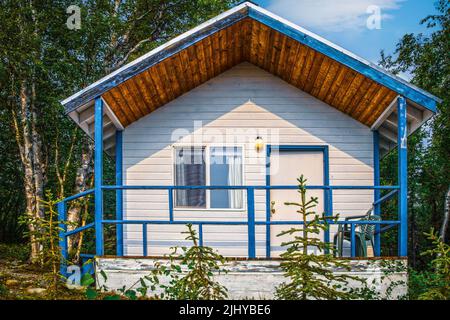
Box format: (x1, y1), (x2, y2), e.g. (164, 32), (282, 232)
(57, 184), (401, 275)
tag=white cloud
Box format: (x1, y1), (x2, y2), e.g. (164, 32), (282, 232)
(266, 0), (404, 32)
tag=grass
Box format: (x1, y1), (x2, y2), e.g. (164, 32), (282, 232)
(0, 243), (86, 300)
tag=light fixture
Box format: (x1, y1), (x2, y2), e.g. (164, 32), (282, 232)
(255, 136), (264, 152)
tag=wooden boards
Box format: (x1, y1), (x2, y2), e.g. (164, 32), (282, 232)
(102, 18), (397, 128)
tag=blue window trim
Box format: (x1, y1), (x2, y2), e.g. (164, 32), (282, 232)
(265, 145), (330, 258)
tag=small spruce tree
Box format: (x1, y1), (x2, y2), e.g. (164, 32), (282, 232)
(149, 224), (228, 300)
(417, 229), (450, 300)
(275, 175), (362, 300)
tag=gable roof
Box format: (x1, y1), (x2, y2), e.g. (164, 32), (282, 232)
(62, 2), (440, 155)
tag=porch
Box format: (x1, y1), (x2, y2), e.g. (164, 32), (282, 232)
(57, 94), (411, 274)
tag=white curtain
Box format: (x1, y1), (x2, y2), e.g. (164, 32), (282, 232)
(175, 148), (187, 206)
(175, 147), (206, 207)
(228, 149), (243, 209)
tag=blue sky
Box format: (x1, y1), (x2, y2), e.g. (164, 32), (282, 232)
(252, 0), (438, 70)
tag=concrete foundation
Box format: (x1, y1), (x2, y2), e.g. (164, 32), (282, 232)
(95, 257), (407, 299)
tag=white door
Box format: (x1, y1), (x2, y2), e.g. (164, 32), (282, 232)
(269, 150), (324, 257)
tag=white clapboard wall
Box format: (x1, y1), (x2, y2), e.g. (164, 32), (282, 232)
(122, 62), (374, 257)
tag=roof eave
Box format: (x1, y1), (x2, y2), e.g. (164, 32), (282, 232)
(61, 1), (441, 116)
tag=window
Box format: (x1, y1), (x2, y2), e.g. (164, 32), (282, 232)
(174, 146), (243, 209)
(174, 147), (206, 208)
(210, 147), (243, 209)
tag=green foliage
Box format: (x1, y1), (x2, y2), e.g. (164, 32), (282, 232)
(415, 229), (450, 300)
(148, 224), (228, 300)
(0, 243), (30, 262)
(0, 0), (237, 248)
(275, 175), (363, 300)
(379, 0), (449, 266)
(80, 224), (228, 300)
(18, 191), (66, 291)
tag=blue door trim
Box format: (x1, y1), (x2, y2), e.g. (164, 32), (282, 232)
(265, 145), (330, 258)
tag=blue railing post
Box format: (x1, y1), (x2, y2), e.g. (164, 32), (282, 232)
(324, 187), (333, 254)
(397, 96), (408, 256)
(265, 147), (271, 259)
(198, 224), (203, 246)
(94, 97), (104, 256)
(247, 187), (256, 258)
(373, 130), (381, 256)
(323, 148), (330, 253)
(168, 186), (174, 222)
(142, 223), (148, 257)
(350, 223), (356, 257)
(57, 200), (67, 277)
(115, 130), (123, 256)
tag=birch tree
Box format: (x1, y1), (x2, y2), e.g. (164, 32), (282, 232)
(64, 0), (237, 253)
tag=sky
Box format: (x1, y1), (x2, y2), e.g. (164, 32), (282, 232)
(252, 0), (438, 74)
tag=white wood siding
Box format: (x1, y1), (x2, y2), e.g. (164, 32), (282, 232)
(122, 62), (374, 257)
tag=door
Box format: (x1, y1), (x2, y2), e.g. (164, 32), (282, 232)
(269, 149), (324, 257)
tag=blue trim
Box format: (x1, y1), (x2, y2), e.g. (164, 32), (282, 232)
(350, 224), (356, 257)
(374, 189), (398, 206)
(266, 145), (330, 257)
(198, 224), (204, 246)
(103, 185), (398, 191)
(115, 130), (123, 256)
(58, 201), (67, 277)
(248, 7), (438, 112)
(142, 223), (148, 257)
(373, 130), (381, 256)
(103, 219), (399, 226)
(265, 146), (271, 258)
(247, 187), (256, 258)
(57, 181), (402, 263)
(62, 8), (249, 113)
(57, 188), (94, 203)
(94, 97), (104, 256)
(63, 3), (439, 119)
(168, 187), (174, 222)
(397, 96), (408, 256)
(64, 222), (95, 237)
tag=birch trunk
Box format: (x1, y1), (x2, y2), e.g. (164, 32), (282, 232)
(14, 80), (43, 262)
(67, 140), (94, 253)
(30, 81), (45, 222)
(440, 186), (450, 241)
(10, 1), (46, 262)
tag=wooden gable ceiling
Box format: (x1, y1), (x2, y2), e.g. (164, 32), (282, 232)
(102, 18), (398, 128)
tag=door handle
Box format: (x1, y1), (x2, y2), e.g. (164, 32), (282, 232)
(270, 201), (276, 215)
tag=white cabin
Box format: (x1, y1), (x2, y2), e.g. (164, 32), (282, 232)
(60, 2), (439, 263)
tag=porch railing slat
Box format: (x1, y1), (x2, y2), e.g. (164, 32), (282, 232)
(142, 223), (148, 257)
(247, 187), (256, 258)
(350, 224), (356, 257)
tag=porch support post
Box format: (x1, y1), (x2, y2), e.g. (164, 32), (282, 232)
(247, 187), (256, 258)
(115, 130), (123, 256)
(373, 130), (381, 256)
(57, 201), (67, 276)
(94, 97), (104, 256)
(397, 96), (408, 257)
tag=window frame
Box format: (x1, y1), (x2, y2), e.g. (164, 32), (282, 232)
(172, 143), (246, 211)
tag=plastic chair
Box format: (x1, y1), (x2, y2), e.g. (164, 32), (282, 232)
(333, 211), (381, 257)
